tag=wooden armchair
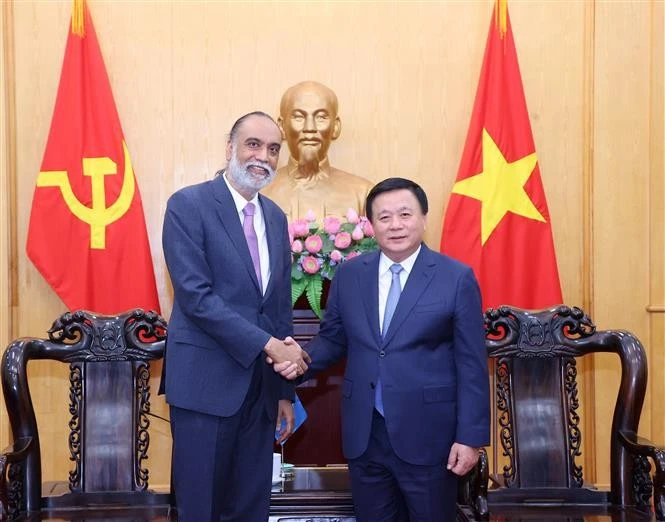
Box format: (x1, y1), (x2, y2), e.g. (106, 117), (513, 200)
(0, 309), (172, 520)
(460, 305), (664, 521)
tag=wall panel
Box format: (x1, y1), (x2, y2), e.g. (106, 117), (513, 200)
(592, 0), (653, 487)
(648, 0), (665, 450)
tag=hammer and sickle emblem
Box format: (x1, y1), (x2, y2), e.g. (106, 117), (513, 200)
(36, 141), (136, 249)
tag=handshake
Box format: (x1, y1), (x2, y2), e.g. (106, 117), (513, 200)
(263, 336), (312, 380)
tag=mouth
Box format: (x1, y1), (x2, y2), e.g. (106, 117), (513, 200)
(248, 165), (270, 177)
(299, 139), (321, 146)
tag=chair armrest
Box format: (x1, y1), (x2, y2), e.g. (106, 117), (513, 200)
(457, 447), (489, 520)
(0, 437), (32, 521)
(1, 437), (33, 460)
(618, 430), (665, 521)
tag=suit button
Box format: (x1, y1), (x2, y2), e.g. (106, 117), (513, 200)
(379, 350), (386, 357)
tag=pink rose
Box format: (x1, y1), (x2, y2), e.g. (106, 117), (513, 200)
(291, 219), (309, 237)
(351, 225), (364, 241)
(323, 216), (341, 235)
(304, 235), (323, 254)
(334, 231), (352, 249)
(346, 251), (360, 260)
(301, 256), (320, 274)
(361, 219), (374, 237)
(346, 208), (360, 224)
(291, 239), (303, 253)
(304, 209), (317, 222)
(288, 223), (295, 244)
(330, 250), (343, 262)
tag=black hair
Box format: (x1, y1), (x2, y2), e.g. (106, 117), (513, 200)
(365, 177), (428, 222)
(228, 111), (278, 142)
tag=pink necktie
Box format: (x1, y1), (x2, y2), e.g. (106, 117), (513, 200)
(242, 203), (262, 291)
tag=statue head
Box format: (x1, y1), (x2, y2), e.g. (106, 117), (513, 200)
(278, 81), (342, 176)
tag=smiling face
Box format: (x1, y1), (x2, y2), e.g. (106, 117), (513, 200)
(225, 114), (282, 199)
(279, 82), (341, 170)
(370, 188), (427, 263)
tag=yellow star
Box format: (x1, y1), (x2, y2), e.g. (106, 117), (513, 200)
(452, 128), (545, 245)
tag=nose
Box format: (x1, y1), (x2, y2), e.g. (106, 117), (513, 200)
(254, 145), (269, 162)
(389, 216), (403, 229)
(303, 114), (316, 132)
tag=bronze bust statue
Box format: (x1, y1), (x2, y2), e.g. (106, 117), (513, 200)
(262, 81), (374, 221)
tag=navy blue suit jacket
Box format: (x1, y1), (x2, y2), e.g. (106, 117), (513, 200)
(162, 175), (293, 420)
(306, 245), (490, 466)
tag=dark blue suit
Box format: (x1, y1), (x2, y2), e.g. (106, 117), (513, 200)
(162, 174), (293, 521)
(306, 245), (490, 521)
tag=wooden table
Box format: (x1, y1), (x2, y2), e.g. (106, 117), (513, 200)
(269, 466), (355, 519)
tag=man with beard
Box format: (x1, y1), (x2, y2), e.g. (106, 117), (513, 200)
(161, 111), (311, 521)
(262, 81), (374, 220)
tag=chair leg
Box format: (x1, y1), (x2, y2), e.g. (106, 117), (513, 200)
(654, 448), (665, 521)
(0, 454), (7, 522)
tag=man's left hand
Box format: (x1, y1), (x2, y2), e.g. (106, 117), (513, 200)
(276, 399), (295, 444)
(446, 443), (480, 476)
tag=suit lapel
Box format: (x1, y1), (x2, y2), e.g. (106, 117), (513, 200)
(360, 252), (382, 346)
(382, 245), (436, 346)
(212, 176), (262, 293)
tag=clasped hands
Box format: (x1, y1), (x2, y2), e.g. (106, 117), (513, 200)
(263, 336), (311, 380)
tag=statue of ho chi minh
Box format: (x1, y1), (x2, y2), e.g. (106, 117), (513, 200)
(262, 81), (374, 221)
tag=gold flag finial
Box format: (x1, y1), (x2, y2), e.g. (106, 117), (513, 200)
(495, 0), (507, 38)
(72, 0), (85, 37)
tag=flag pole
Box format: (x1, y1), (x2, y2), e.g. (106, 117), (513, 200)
(72, 0), (85, 37)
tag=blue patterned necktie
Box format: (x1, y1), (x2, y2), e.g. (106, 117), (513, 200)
(375, 263), (403, 416)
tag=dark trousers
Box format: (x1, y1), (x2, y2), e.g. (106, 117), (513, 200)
(348, 410), (458, 522)
(170, 363), (274, 522)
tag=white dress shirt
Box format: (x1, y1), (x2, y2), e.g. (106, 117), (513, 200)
(223, 174), (271, 295)
(378, 246), (421, 334)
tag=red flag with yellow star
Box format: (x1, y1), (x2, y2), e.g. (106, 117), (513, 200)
(26, 1), (160, 314)
(440, 1), (562, 310)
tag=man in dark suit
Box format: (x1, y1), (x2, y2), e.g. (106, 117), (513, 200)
(162, 111), (310, 521)
(277, 177), (490, 521)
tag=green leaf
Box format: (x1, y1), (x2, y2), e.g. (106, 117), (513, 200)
(292, 264), (304, 280)
(305, 276), (324, 319)
(358, 237), (378, 252)
(321, 234), (335, 252)
(327, 264), (339, 279)
(291, 277), (307, 306)
(340, 222), (355, 233)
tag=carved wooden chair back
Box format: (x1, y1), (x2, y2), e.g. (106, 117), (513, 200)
(0, 309), (170, 519)
(484, 305), (661, 517)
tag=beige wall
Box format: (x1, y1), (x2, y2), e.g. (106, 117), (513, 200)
(1, 0), (15, 455)
(1, 0), (663, 489)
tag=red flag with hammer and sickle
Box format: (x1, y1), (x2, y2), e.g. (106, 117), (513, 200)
(26, 1), (160, 314)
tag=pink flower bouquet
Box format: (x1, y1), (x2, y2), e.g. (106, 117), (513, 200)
(289, 209), (378, 318)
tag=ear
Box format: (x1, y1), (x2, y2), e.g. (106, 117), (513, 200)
(225, 139), (232, 162)
(331, 116), (341, 141)
(277, 116), (286, 140)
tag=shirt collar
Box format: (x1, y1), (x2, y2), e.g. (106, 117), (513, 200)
(379, 245), (421, 276)
(223, 171), (260, 215)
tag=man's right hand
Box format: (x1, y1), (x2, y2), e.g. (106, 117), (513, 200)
(263, 336), (311, 376)
(273, 360), (301, 380)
